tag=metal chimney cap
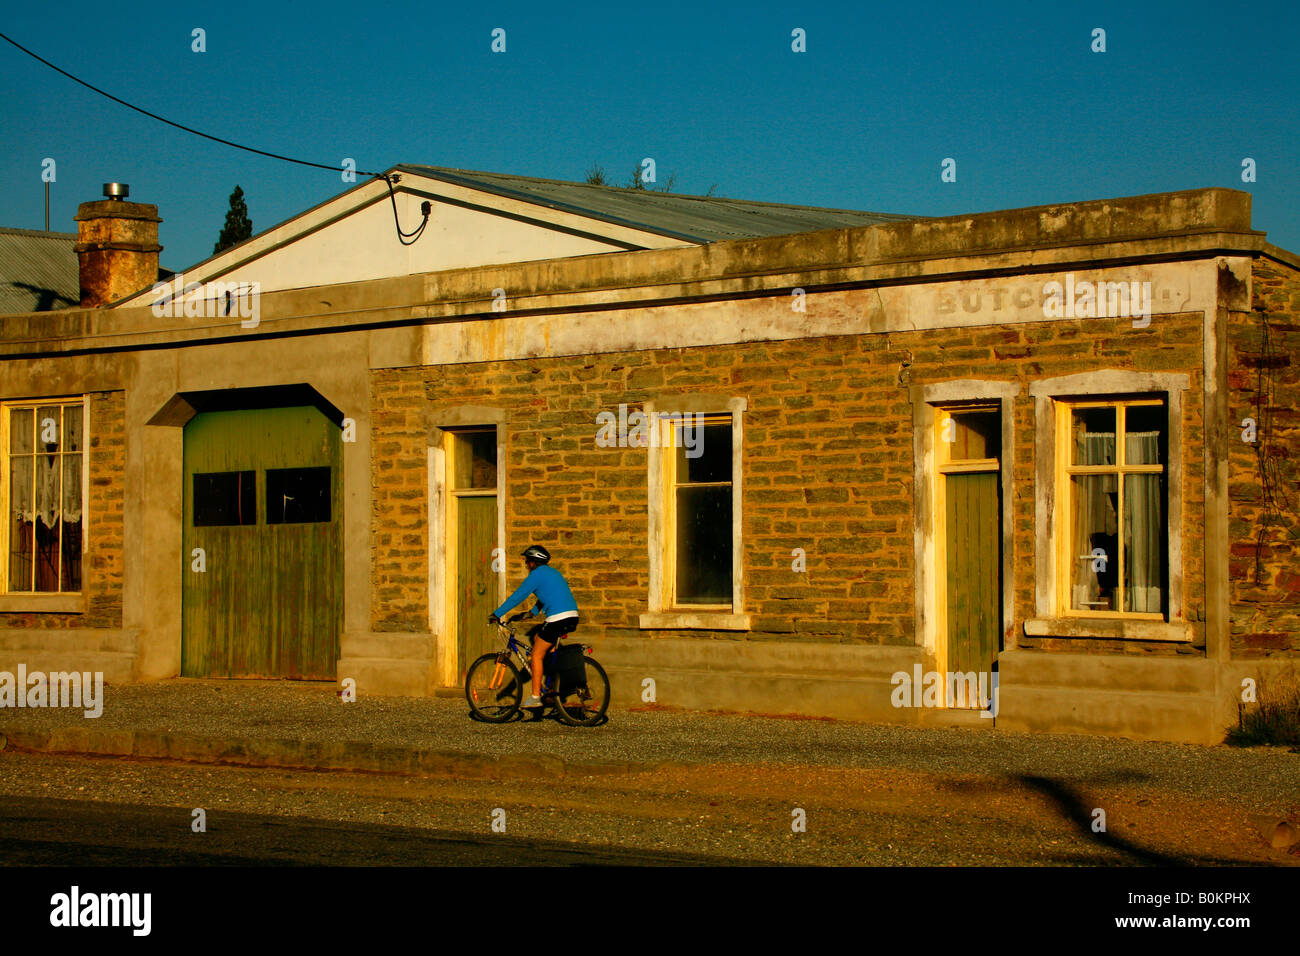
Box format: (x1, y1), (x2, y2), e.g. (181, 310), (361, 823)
(102, 183), (130, 200)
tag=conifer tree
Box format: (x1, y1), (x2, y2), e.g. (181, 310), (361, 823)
(213, 185), (253, 254)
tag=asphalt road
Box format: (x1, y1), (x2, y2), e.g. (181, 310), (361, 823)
(1, 749), (1294, 867)
(4, 681), (1298, 816)
(0, 791), (756, 867)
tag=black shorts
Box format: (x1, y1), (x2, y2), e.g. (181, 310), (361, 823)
(529, 617), (579, 646)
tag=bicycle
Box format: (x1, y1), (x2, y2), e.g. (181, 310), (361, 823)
(464, 615), (610, 726)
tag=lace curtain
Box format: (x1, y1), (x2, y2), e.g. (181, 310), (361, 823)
(10, 455), (81, 525)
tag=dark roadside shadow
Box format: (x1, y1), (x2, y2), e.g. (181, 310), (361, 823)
(1018, 774), (1270, 867)
(0, 794), (770, 867)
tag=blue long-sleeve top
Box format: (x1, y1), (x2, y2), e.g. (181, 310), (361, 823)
(493, 564), (578, 621)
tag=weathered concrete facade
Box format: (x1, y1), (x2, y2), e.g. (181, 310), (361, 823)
(2, 184), (1296, 744)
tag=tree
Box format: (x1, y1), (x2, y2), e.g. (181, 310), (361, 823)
(624, 164), (676, 193)
(213, 185), (252, 254)
(585, 160), (692, 194)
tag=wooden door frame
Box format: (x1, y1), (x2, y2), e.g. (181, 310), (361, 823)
(427, 408), (508, 688)
(910, 381), (1018, 699)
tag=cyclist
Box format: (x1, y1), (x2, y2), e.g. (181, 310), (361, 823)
(488, 545), (579, 709)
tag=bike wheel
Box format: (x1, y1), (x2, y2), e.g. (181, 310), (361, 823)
(465, 653), (524, 722)
(555, 654), (610, 726)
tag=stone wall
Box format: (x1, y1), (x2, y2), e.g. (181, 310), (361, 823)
(372, 302), (1208, 660)
(1228, 259), (1300, 656)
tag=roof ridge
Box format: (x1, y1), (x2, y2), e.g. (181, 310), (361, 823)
(0, 226), (77, 239)
(402, 164), (916, 219)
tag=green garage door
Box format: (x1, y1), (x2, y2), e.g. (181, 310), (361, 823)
(182, 405), (342, 678)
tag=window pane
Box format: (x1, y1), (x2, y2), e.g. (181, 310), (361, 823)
(1124, 404), (1165, 466)
(453, 431), (496, 489)
(37, 405), (60, 452)
(10, 408), (33, 454)
(1124, 474), (1165, 613)
(9, 456), (32, 591)
(193, 471), (256, 526)
(949, 410), (1000, 461)
(1069, 473), (1119, 611)
(64, 404), (84, 452)
(34, 454), (59, 591)
(61, 455), (82, 591)
(1071, 407), (1115, 466)
(675, 485), (732, 604)
(266, 467), (331, 524)
(677, 421), (731, 483)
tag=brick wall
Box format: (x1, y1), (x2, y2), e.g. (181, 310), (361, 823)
(372, 307), (1207, 659)
(1228, 259), (1300, 656)
(0, 389), (125, 629)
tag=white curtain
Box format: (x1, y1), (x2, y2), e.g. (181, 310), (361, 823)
(1124, 432), (1163, 612)
(10, 455), (80, 525)
(1071, 433), (1117, 610)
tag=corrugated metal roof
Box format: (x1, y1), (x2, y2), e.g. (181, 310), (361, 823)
(397, 165), (920, 243)
(0, 227), (79, 313)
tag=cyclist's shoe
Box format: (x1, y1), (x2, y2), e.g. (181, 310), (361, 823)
(521, 695), (543, 709)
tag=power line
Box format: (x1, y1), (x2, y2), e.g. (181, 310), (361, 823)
(0, 29), (382, 177)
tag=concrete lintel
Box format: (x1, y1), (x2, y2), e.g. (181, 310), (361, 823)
(427, 405), (508, 447)
(428, 405), (508, 428)
(1028, 369), (1190, 398)
(145, 394), (197, 427)
(911, 379), (1020, 405)
(641, 394), (747, 415)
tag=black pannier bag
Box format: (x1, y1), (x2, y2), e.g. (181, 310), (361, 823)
(545, 644), (587, 695)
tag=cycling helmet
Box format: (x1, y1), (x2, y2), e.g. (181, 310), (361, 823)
(522, 544), (551, 564)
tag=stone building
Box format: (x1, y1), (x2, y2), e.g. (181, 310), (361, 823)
(1, 167), (1296, 744)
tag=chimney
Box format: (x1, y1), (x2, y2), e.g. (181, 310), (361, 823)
(75, 183), (162, 307)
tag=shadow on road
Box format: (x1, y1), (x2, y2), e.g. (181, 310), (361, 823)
(1018, 775), (1265, 867)
(0, 795), (769, 867)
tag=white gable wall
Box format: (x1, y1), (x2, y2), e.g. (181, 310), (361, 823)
(185, 194), (641, 295)
(124, 174), (694, 307)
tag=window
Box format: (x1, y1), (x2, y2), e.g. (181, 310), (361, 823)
(266, 467), (331, 524)
(1057, 398), (1167, 617)
(641, 397), (748, 630)
(451, 429), (497, 490)
(939, 407), (1001, 468)
(671, 416), (733, 605)
(193, 471), (257, 526)
(2, 400), (85, 593)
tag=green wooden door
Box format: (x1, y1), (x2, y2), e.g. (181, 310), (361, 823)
(456, 495), (498, 676)
(945, 471), (1000, 691)
(182, 405), (342, 679)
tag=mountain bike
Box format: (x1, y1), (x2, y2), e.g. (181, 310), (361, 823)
(464, 616), (610, 726)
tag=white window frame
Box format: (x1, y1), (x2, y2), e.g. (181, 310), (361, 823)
(0, 395), (89, 612)
(1027, 371), (1191, 642)
(641, 395), (749, 631)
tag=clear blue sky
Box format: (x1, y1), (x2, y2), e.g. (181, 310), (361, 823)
(2, 0), (1296, 271)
